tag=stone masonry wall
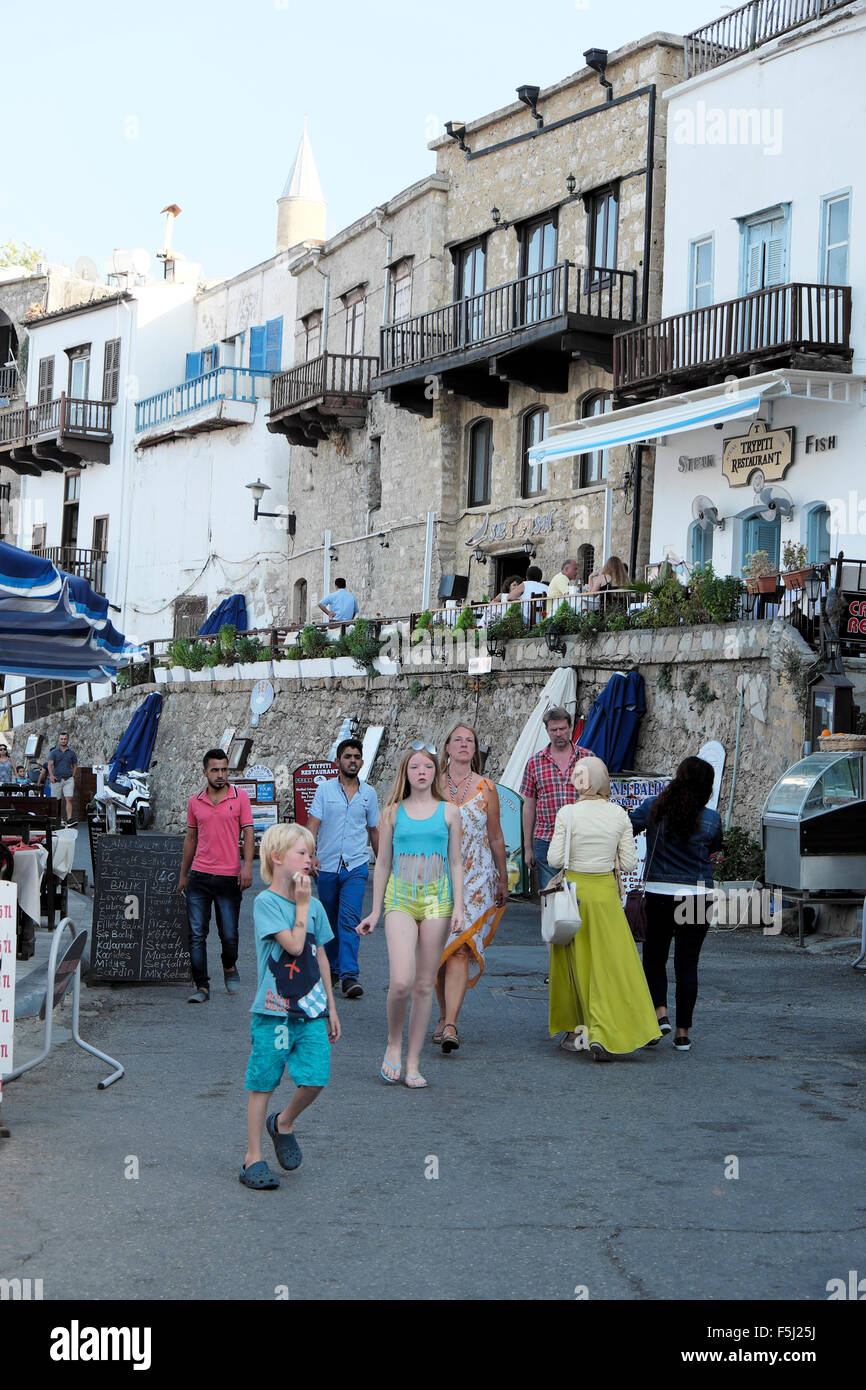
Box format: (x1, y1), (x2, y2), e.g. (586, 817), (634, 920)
(5, 621), (810, 841)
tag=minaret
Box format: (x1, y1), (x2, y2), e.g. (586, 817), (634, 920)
(276, 119), (326, 253)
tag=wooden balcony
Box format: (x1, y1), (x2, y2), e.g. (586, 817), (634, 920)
(0, 394), (113, 473)
(684, 0), (853, 77)
(613, 283), (852, 401)
(0, 364), (21, 401)
(374, 262), (637, 415)
(267, 352), (378, 449)
(32, 546), (108, 594)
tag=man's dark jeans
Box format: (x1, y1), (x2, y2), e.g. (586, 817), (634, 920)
(186, 870), (241, 989)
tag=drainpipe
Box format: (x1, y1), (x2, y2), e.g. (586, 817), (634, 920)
(640, 85), (656, 323)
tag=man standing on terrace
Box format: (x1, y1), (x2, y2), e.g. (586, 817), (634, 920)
(318, 577), (359, 623)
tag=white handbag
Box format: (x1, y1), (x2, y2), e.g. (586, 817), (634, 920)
(539, 805), (582, 945)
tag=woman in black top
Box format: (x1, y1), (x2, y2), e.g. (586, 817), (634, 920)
(629, 757), (723, 1052)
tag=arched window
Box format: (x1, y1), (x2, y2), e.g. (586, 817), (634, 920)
(577, 544), (595, 583)
(806, 504), (831, 564)
(742, 509), (781, 571)
(521, 407), (548, 497)
(293, 578), (308, 626)
(579, 392), (610, 487)
(467, 419), (493, 507)
(688, 520), (713, 569)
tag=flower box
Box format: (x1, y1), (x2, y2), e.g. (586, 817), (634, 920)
(237, 661), (267, 680)
(187, 668), (213, 683)
(757, 574), (780, 594)
(299, 659), (334, 678)
(154, 666), (170, 685)
(169, 667), (190, 683)
(332, 657), (361, 677)
(211, 663), (240, 681)
(781, 566), (815, 591)
(272, 659), (301, 679)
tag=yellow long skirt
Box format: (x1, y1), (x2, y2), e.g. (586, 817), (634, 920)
(548, 871), (661, 1055)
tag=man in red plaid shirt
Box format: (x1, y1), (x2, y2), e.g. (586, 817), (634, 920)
(520, 706), (591, 889)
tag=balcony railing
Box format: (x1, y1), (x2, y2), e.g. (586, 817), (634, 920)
(270, 353), (379, 414)
(380, 263), (637, 372)
(614, 283), (852, 392)
(684, 0), (853, 76)
(0, 364), (20, 398)
(0, 395), (113, 449)
(134, 366), (273, 433)
(32, 545), (107, 593)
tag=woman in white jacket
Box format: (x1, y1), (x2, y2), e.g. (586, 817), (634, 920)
(547, 756), (660, 1061)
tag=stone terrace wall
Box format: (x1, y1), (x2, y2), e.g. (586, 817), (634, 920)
(5, 621), (811, 838)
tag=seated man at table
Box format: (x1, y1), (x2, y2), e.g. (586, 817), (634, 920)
(546, 559), (579, 616)
(0, 745), (14, 785)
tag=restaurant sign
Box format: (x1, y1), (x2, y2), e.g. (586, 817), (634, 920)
(839, 594), (866, 650)
(722, 421), (794, 487)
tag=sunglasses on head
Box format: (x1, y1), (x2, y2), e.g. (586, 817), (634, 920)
(411, 741), (437, 755)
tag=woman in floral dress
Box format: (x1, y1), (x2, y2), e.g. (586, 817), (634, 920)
(433, 723), (508, 1053)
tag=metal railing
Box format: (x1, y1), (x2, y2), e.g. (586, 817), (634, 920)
(135, 366), (273, 433)
(0, 364), (21, 398)
(684, 0), (853, 76)
(614, 282), (852, 390)
(0, 395), (113, 449)
(380, 263), (637, 372)
(32, 546), (107, 592)
(270, 352), (379, 414)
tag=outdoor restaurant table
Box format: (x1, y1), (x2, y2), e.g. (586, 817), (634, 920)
(5, 829), (76, 922)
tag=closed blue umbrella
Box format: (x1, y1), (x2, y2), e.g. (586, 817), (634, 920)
(576, 670), (646, 775)
(198, 594), (248, 635)
(109, 692), (162, 780)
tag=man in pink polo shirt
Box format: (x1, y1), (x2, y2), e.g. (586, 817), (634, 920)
(180, 748), (254, 1004)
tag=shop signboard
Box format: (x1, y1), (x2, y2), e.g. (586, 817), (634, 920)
(293, 761), (339, 826)
(495, 784), (528, 896)
(610, 775), (672, 895)
(722, 421), (794, 488)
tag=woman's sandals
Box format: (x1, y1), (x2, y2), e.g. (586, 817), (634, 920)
(441, 1024), (460, 1054)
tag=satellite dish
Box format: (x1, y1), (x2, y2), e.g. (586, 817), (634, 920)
(74, 256), (99, 282)
(691, 495), (724, 531)
(250, 679), (274, 728)
(109, 249), (135, 275)
(756, 484), (794, 524)
(130, 248), (151, 276)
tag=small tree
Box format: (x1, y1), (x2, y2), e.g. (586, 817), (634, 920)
(0, 240), (44, 271)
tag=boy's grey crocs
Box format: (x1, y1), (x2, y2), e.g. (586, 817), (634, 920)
(267, 1113), (303, 1171)
(239, 1161), (280, 1190)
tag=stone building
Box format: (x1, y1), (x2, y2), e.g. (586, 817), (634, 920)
(270, 34), (685, 618)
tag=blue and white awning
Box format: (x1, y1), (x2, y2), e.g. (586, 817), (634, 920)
(529, 380), (779, 466)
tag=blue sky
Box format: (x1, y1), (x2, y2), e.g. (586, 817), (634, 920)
(2, 0), (727, 281)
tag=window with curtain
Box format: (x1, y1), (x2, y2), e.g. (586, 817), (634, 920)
(579, 391), (610, 486)
(521, 408), (548, 497)
(468, 419), (493, 507)
(586, 187), (618, 280)
(391, 260), (412, 321)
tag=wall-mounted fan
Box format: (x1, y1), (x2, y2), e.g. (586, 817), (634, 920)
(691, 495), (725, 531)
(754, 483), (794, 523)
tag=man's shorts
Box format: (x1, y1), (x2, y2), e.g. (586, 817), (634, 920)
(51, 777), (75, 799)
(244, 1013), (331, 1092)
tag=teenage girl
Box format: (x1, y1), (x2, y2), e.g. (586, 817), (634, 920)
(358, 747), (464, 1089)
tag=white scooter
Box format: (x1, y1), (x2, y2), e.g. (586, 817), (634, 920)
(91, 766), (154, 832)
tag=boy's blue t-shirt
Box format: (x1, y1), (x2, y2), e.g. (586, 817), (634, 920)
(251, 890), (333, 1021)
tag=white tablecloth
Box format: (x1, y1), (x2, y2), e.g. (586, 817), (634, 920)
(10, 829), (76, 921)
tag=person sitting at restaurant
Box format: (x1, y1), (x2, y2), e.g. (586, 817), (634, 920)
(494, 575), (525, 605)
(522, 565), (548, 598)
(15, 765), (29, 786)
(546, 559), (579, 616)
(587, 555), (629, 595)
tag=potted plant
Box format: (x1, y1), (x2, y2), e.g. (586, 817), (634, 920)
(742, 550), (779, 595)
(211, 623), (240, 680)
(168, 637), (193, 682)
(273, 640), (303, 678)
(186, 640), (213, 682)
(781, 540), (814, 591)
(298, 623), (334, 677)
(236, 634), (271, 680)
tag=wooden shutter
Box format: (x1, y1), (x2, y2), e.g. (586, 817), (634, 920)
(264, 318), (283, 372)
(38, 356), (54, 404)
(102, 339), (120, 402)
(185, 351), (202, 379)
(249, 326), (266, 371)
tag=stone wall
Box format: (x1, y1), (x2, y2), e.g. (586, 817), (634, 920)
(4, 620), (810, 840)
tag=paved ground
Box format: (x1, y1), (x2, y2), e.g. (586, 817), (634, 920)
(2, 863), (865, 1302)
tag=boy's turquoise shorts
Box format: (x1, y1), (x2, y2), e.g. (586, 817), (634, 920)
(244, 1014), (331, 1092)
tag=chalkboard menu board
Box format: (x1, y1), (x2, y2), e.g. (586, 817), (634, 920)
(92, 835), (190, 982)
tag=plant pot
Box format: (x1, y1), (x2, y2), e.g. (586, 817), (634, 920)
(757, 574), (780, 594)
(212, 663), (240, 681)
(154, 666), (169, 685)
(299, 659), (334, 678)
(188, 667), (213, 682)
(332, 657), (360, 676)
(252, 660), (274, 679)
(374, 658), (400, 675)
(272, 660), (301, 679)
(782, 566), (814, 591)
(237, 662), (263, 680)
(169, 667), (190, 683)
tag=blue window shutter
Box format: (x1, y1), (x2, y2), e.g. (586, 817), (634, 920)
(185, 351), (202, 379)
(211, 342), (219, 369)
(265, 317), (283, 372)
(747, 517), (780, 568)
(249, 326), (266, 371)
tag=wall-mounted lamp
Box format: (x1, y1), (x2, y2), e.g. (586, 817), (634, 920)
(566, 173), (578, 197)
(378, 533), (390, 549)
(474, 547), (489, 565)
(516, 84), (543, 129)
(491, 206), (501, 226)
(583, 48), (613, 102)
(521, 541), (537, 557)
(444, 121), (470, 153)
(246, 478), (296, 534)
(545, 626), (567, 657)
(329, 547), (338, 563)
(487, 637), (507, 661)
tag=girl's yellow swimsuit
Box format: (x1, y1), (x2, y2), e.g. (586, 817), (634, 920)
(384, 800), (453, 921)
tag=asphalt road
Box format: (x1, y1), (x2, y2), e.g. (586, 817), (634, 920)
(2, 872), (865, 1302)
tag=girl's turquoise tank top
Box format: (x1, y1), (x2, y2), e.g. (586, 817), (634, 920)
(393, 800), (450, 865)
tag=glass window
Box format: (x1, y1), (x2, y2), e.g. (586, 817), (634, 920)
(578, 544), (595, 583)
(690, 238), (713, 309)
(689, 519), (713, 568)
(391, 261), (412, 322)
(822, 194), (849, 285)
(468, 419), (493, 507)
(344, 291), (366, 355)
(304, 312), (322, 361)
(741, 210), (789, 293)
(807, 505), (831, 565)
(521, 408), (548, 497)
(455, 242), (486, 344)
(587, 188), (618, 275)
(579, 392), (610, 486)
(68, 353), (90, 399)
(743, 512), (780, 570)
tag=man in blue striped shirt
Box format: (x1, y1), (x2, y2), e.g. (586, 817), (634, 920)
(306, 739), (379, 1000)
